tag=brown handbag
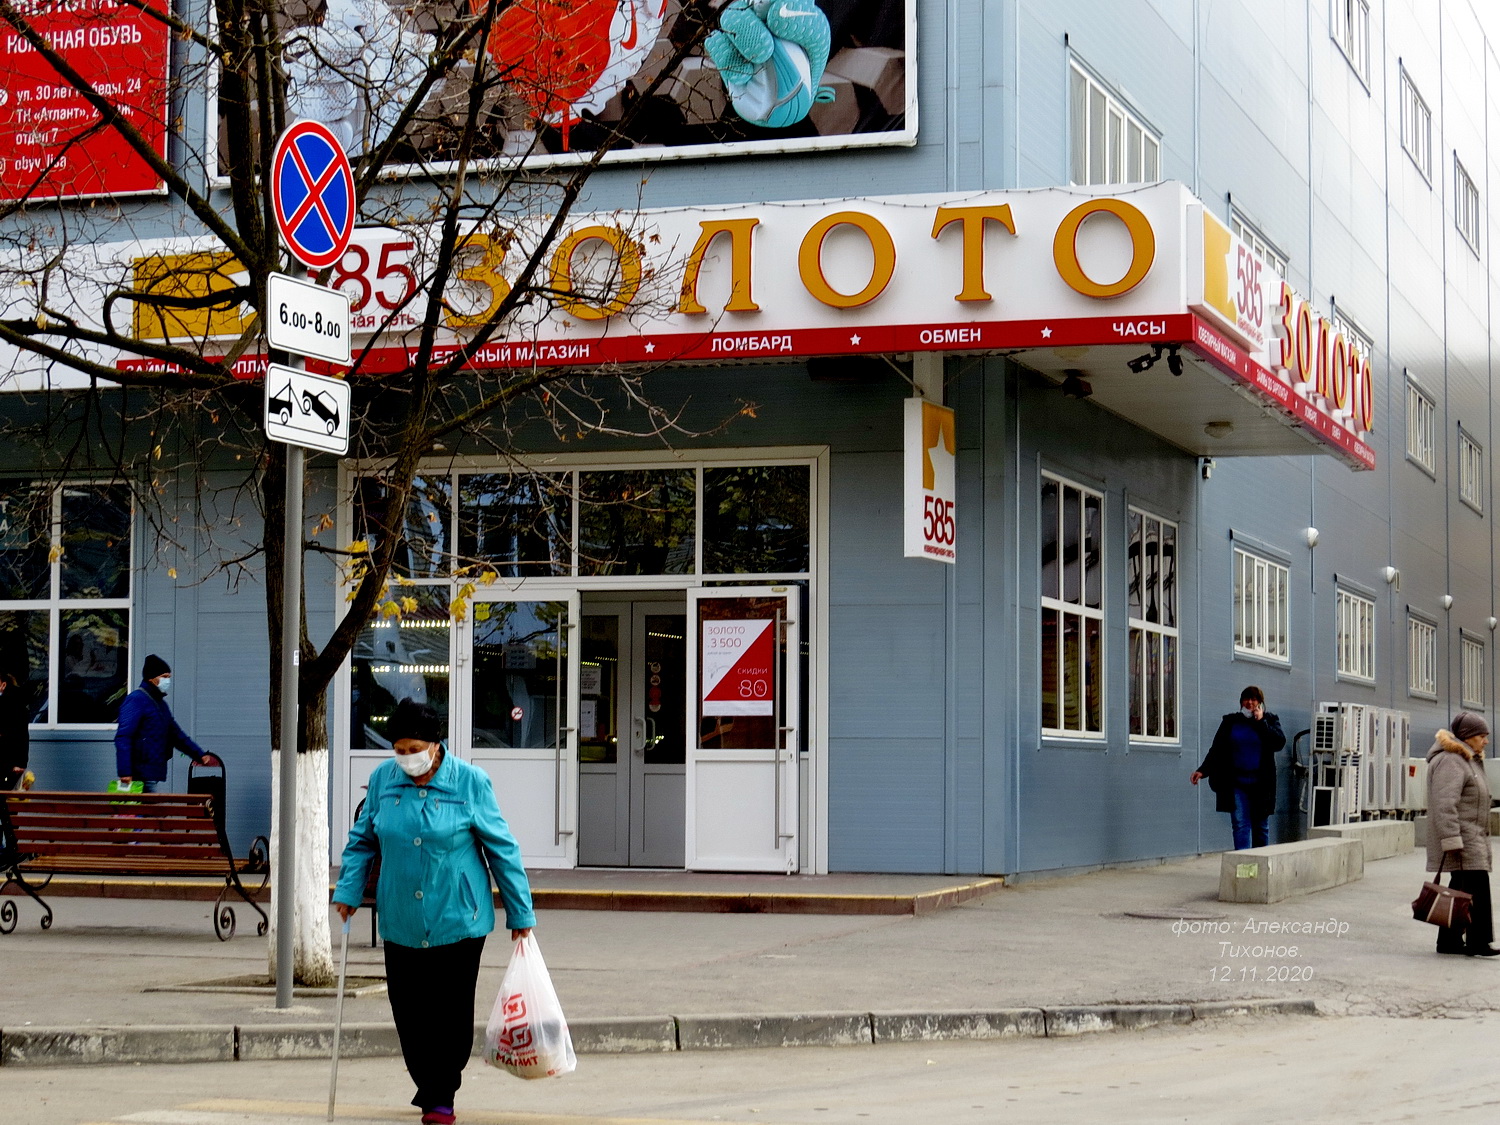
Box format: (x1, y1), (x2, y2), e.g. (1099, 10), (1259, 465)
(1412, 854), (1474, 928)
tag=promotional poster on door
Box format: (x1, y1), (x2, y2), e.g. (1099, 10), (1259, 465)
(700, 618), (775, 716)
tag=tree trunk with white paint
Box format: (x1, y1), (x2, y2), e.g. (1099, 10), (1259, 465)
(268, 748), (334, 988)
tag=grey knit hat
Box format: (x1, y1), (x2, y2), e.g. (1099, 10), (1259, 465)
(1451, 711), (1490, 741)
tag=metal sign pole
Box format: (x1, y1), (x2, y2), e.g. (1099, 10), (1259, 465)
(274, 440), (303, 1009)
(274, 321), (308, 1011)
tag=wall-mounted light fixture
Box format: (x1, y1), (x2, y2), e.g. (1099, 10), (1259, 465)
(1203, 420), (1234, 439)
(1488, 616), (1497, 631)
(1304, 527), (1320, 548)
(1167, 345), (1184, 376)
(1442, 594), (1455, 610)
(1382, 566), (1400, 585)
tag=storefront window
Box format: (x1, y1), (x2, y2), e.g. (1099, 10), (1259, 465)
(59, 607), (129, 723)
(470, 600), (567, 749)
(703, 466), (810, 574)
(0, 480), (132, 725)
(354, 475), (451, 579)
(577, 469), (695, 576)
(458, 472), (571, 577)
(60, 485), (131, 598)
(0, 483), (51, 600)
(349, 587), (451, 748)
(1040, 473), (1104, 738)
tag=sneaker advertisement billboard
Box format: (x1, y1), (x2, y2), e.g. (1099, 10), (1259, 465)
(215, 0), (915, 175)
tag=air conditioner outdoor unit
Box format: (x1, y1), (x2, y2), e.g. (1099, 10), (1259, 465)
(1405, 757), (1428, 813)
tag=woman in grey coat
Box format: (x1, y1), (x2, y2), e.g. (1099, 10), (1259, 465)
(1425, 711), (1498, 956)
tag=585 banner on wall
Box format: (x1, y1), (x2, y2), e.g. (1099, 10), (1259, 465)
(1, 0), (170, 201)
(217, 0), (914, 175)
(904, 398), (956, 563)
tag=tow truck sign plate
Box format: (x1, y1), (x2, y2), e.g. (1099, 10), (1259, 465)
(266, 272), (352, 365)
(264, 363), (350, 455)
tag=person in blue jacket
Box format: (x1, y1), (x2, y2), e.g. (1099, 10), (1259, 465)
(114, 654), (212, 792)
(333, 698), (535, 1125)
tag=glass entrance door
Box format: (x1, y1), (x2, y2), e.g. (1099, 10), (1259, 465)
(686, 586), (799, 872)
(577, 600), (687, 867)
(461, 592), (580, 868)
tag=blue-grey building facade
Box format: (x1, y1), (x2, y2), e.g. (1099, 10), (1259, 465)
(7, 0), (1500, 877)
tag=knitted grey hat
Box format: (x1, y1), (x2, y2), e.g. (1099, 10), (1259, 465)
(1451, 711), (1490, 741)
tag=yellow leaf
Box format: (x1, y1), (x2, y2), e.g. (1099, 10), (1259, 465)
(167, 567), (178, 579)
(348, 540), (369, 554)
(380, 601), (402, 618)
(479, 570), (498, 585)
(401, 596), (417, 613)
(47, 544), (62, 563)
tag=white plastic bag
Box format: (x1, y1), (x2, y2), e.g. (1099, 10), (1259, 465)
(484, 934), (577, 1079)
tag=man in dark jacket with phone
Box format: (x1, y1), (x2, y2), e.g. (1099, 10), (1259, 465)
(1190, 685), (1286, 850)
(115, 655), (212, 793)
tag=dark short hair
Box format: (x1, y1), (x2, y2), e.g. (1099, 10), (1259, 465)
(1239, 685), (1264, 705)
(387, 698), (443, 744)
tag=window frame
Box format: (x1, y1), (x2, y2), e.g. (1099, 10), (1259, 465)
(1407, 612), (1438, 700)
(1039, 471), (1106, 740)
(1068, 61), (1161, 188)
(1229, 211), (1289, 279)
(1232, 546), (1290, 665)
(1400, 68), (1433, 182)
(1458, 428), (1485, 515)
(1461, 631), (1486, 711)
(1456, 156), (1482, 255)
(1406, 376), (1437, 476)
(0, 480), (136, 730)
(1330, 0), (1371, 85)
(1127, 506), (1180, 744)
(1334, 586), (1377, 684)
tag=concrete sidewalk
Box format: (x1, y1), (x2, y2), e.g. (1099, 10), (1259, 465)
(2, 850), (1496, 1066)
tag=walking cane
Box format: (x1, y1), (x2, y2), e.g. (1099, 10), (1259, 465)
(327, 918), (351, 1121)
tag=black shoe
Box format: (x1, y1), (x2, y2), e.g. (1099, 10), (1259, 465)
(1437, 946), (1468, 955)
(1466, 946), (1500, 957)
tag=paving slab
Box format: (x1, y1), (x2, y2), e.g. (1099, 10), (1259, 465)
(3, 849), (1499, 1069)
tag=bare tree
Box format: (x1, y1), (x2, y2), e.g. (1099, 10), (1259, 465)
(0, 0), (731, 984)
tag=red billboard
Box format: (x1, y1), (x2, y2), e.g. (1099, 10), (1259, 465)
(1, 0), (170, 201)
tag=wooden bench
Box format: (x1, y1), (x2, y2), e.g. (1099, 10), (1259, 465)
(0, 789), (270, 940)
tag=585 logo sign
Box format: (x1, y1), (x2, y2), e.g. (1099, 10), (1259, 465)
(904, 399), (957, 563)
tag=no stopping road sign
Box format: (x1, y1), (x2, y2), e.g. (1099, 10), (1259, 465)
(271, 121), (356, 270)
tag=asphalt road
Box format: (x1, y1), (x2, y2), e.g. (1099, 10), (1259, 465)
(8, 1014), (1497, 1125)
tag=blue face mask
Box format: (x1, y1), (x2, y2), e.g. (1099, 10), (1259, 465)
(158, 677), (171, 696)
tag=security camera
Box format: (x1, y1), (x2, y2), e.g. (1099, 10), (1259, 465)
(1128, 352), (1157, 374)
(1200, 457), (1215, 480)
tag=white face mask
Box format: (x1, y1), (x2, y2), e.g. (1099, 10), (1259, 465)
(394, 746), (435, 777)
(158, 677), (171, 696)
(1241, 707), (1255, 719)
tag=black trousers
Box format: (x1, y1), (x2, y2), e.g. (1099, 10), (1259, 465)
(1437, 871), (1494, 953)
(384, 935), (487, 1110)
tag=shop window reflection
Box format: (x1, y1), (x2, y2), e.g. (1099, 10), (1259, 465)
(578, 470), (694, 576)
(703, 466), (810, 574)
(60, 484), (131, 599)
(59, 608), (128, 723)
(350, 588), (451, 748)
(0, 483), (51, 600)
(471, 600), (567, 748)
(458, 472), (571, 576)
(354, 475), (451, 579)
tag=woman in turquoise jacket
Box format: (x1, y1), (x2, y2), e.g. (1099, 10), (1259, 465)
(334, 699), (534, 1125)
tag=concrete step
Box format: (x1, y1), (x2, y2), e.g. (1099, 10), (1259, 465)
(1308, 820), (1414, 861)
(1218, 838), (1363, 904)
